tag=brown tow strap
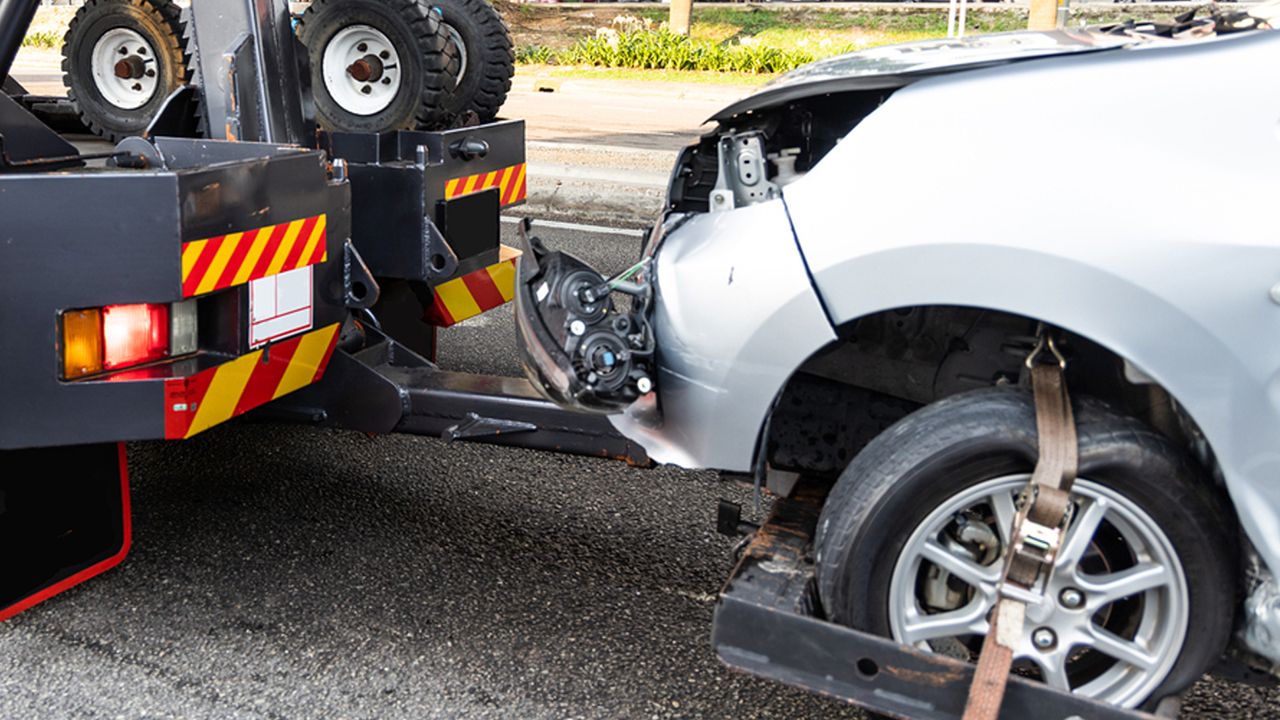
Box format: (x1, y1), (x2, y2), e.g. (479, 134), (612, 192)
(962, 337), (1077, 720)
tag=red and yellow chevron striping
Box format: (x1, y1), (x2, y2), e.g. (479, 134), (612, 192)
(426, 245), (520, 327)
(181, 214), (328, 298)
(444, 163), (527, 207)
(163, 323), (341, 439)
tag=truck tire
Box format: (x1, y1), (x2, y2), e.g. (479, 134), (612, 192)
(297, 0), (459, 133)
(61, 0), (188, 142)
(814, 387), (1235, 710)
(431, 0), (514, 123)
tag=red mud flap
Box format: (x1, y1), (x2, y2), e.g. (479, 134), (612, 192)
(711, 482), (1152, 720)
(1, 443), (130, 620)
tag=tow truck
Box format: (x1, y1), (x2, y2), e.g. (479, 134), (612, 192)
(1, 0), (645, 622)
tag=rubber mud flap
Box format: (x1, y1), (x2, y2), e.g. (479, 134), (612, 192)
(1, 443), (130, 620)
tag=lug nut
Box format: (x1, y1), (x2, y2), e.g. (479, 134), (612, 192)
(361, 85), (372, 94)
(1032, 627), (1057, 651)
(357, 42), (367, 52)
(1059, 588), (1085, 610)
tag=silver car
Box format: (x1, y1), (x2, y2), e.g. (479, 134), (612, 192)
(516, 8), (1280, 713)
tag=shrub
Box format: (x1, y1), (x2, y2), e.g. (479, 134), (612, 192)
(539, 28), (850, 74)
(21, 31), (62, 49)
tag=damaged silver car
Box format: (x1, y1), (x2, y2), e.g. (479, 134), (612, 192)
(516, 6), (1280, 713)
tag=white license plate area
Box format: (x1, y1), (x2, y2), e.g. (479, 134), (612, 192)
(249, 266), (313, 348)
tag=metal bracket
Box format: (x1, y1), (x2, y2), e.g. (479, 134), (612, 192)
(343, 240), (380, 309)
(709, 131), (779, 213)
(443, 412), (537, 441)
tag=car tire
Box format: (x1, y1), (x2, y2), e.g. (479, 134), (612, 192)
(814, 387), (1235, 710)
(431, 0), (514, 124)
(297, 0), (459, 133)
(61, 0), (188, 142)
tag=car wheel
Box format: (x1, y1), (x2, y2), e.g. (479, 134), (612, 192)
(61, 0), (188, 142)
(430, 0), (514, 123)
(814, 387), (1235, 710)
(296, 0), (459, 133)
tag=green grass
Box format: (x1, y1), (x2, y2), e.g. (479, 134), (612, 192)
(512, 7), (1034, 75)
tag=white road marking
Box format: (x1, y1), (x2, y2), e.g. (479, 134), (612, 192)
(500, 216), (647, 238)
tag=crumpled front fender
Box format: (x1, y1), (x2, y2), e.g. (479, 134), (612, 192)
(611, 200), (836, 471)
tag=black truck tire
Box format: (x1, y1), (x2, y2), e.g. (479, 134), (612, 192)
(297, 0), (459, 133)
(61, 0), (188, 142)
(814, 387), (1236, 710)
(431, 0), (514, 123)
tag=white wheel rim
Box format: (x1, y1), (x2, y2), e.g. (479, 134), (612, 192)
(887, 475), (1189, 708)
(90, 27), (160, 110)
(321, 25), (403, 116)
(443, 23), (467, 83)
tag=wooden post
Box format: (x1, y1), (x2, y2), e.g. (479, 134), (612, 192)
(1028, 0), (1058, 31)
(669, 0), (692, 37)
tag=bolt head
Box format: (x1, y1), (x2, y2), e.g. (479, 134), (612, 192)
(1032, 627), (1057, 650)
(569, 320), (586, 336)
(1269, 282), (1280, 305)
(1059, 588), (1085, 610)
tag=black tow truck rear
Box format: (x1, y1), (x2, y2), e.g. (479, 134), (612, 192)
(0, 0), (642, 622)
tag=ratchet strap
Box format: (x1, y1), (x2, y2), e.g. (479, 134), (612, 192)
(962, 335), (1077, 720)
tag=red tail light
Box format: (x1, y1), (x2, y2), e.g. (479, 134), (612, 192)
(102, 303), (169, 370)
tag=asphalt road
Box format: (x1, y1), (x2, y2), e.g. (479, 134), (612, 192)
(2, 223), (1277, 719)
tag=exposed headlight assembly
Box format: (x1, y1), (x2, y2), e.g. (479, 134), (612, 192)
(513, 220), (656, 413)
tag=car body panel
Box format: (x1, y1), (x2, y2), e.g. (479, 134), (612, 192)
(783, 30), (1280, 573)
(609, 201), (837, 470)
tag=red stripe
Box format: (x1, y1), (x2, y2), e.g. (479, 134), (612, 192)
(213, 229), (257, 291)
(0, 444), (131, 622)
(512, 170), (527, 203)
(163, 366), (218, 439)
(501, 169), (518, 206)
(232, 337), (301, 416)
(282, 216), (318, 271)
(304, 223), (328, 266)
(182, 237), (222, 297)
(310, 327), (342, 383)
(248, 222), (290, 281)
(428, 292), (455, 326)
(461, 267), (506, 311)
(495, 166), (514, 204)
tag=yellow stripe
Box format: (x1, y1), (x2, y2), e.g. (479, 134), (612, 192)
(510, 164), (527, 201)
(463, 174), (481, 194)
(232, 227), (274, 286)
(184, 350), (261, 437)
(273, 324), (339, 400)
(446, 178), (460, 198)
(482, 171), (498, 189)
(195, 233), (243, 296)
(296, 214), (327, 270)
(181, 240), (207, 283)
(496, 166), (514, 198)
(487, 261), (515, 303)
(436, 277), (483, 322)
(265, 219), (306, 277)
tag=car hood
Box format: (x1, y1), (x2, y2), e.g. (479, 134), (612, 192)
(711, 29), (1141, 122)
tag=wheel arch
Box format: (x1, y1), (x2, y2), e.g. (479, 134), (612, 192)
(779, 242), (1280, 575)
